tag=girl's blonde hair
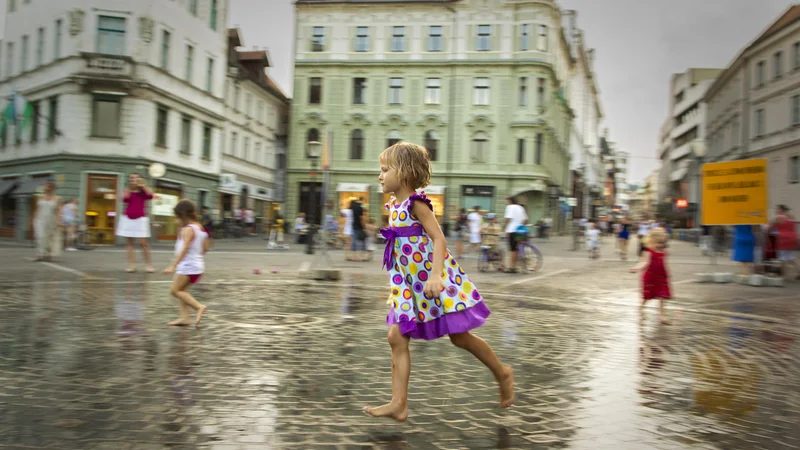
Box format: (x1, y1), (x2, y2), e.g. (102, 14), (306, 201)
(379, 142), (431, 190)
(644, 227), (667, 250)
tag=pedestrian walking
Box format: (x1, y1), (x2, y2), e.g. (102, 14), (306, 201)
(366, 142), (514, 422)
(770, 204), (798, 280)
(630, 227), (672, 324)
(60, 197), (79, 252)
(732, 225), (756, 276)
(586, 221), (601, 259)
(341, 207), (354, 259)
(162, 199), (208, 327)
(453, 208), (468, 260)
(117, 173), (154, 273)
(618, 219), (630, 260)
(33, 180), (62, 261)
(467, 205), (483, 257)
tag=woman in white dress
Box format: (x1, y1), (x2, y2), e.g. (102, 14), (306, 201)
(341, 208), (354, 260)
(33, 180), (62, 261)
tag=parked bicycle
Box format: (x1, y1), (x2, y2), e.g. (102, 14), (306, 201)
(74, 224), (94, 251)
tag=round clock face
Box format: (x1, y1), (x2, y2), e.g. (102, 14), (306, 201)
(148, 163), (166, 178)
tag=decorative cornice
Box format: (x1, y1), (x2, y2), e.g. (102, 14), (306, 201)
(416, 113), (447, 128)
(380, 113), (409, 127)
(298, 111), (328, 125)
(343, 112), (372, 126)
(466, 114), (495, 129)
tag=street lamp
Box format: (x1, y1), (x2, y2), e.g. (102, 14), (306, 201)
(305, 140), (321, 255)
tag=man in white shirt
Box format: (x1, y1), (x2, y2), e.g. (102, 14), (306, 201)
(467, 206), (483, 256)
(245, 208), (256, 235)
(504, 196), (528, 272)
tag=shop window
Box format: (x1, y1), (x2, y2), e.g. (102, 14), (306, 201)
(153, 179), (183, 239)
(85, 174), (118, 244)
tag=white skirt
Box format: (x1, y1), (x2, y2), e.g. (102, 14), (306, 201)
(116, 215), (151, 238)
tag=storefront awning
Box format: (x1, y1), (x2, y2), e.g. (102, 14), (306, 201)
(0, 179), (18, 196)
(13, 177), (51, 196)
(337, 183), (370, 192)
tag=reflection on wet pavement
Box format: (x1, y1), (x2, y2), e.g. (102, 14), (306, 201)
(0, 277), (798, 449)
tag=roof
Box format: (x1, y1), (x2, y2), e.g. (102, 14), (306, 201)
(238, 50), (271, 67)
(227, 28), (243, 47)
(265, 75), (290, 102)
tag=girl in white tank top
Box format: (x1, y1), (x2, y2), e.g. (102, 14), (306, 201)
(163, 199), (209, 327)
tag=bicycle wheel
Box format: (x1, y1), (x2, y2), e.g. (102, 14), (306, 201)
(519, 242), (543, 272)
(478, 250), (489, 272)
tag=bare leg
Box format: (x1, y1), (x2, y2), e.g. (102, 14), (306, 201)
(169, 275), (207, 326)
(659, 298), (670, 324)
(139, 238), (153, 272)
(510, 250), (518, 270)
(456, 239), (464, 260)
(364, 325), (410, 421)
(126, 238), (136, 271)
(449, 332), (514, 407)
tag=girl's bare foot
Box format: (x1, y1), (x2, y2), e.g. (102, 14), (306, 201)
(125, 266), (136, 273)
(498, 366), (515, 408)
(168, 318), (192, 326)
(363, 402), (408, 422)
(195, 305), (208, 326)
(145, 266), (155, 273)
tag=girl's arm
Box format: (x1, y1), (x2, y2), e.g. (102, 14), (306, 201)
(163, 226), (194, 273)
(629, 250), (651, 273)
(202, 235), (210, 254)
(122, 189), (131, 202)
(412, 201), (446, 298)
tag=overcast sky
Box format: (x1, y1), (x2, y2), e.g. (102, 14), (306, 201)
(230, 0), (793, 185)
(1, 1), (790, 184)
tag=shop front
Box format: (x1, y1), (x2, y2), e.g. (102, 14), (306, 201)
(84, 173), (120, 245)
(381, 185), (446, 225)
(0, 177), (18, 238)
(152, 179), (183, 240)
(337, 183), (371, 213)
(461, 185), (495, 212)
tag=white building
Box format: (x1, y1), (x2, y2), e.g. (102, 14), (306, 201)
(563, 9), (604, 219)
(614, 149), (629, 210)
(705, 5), (800, 217)
(659, 67), (723, 226)
(0, 0), (228, 242)
(219, 29), (289, 226)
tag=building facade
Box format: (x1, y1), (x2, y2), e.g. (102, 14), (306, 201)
(658, 67), (722, 226)
(0, 0), (228, 242)
(220, 29), (289, 227)
(705, 5), (800, 217)
(563, 9), (603, 220)
(289, 0), (577, 229)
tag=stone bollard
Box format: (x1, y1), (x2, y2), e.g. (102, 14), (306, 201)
(696, 273), (714, 283)
(763, 276), (784, 287)
(734, 274), (749, 285)
(714, 272), (733, 283)
(300, 268), (342, 281)
(747, 274), (763, 287)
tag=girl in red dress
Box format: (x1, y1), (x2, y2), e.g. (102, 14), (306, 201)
(630, 227), (671, 323)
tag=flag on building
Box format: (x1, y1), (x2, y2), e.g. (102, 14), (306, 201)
(0, 91), (35, 137)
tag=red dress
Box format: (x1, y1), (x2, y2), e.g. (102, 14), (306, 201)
(642, 248), (671, 300)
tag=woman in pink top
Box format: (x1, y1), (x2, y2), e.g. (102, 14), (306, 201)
(116, 173), (154, 272)
(770, 204), (798, 280)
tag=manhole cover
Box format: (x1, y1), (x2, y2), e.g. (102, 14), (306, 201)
(215, 312), (324, 329)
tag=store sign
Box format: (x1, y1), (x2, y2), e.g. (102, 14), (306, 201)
(152, 194), (179, 216)
(566, 197), (577, 207)
(701, 159), (767, 225)
(337, 183), (370, 192)
(422, 185), (446, 195)
(462, 185), (494, 197)
(155, 179), (183, 191)
(220, 174), (238, 189)
(675, 198), (689, 209)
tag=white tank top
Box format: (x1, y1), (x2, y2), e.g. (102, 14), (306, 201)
(175, 224), (207, 275)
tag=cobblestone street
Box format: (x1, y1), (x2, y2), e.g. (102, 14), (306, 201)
(1, 238), (799, 449)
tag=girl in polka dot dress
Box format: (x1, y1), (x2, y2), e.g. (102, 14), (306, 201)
(364, 142), (514, 422)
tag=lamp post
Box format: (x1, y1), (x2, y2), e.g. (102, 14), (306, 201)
(305, 140), (321, 255)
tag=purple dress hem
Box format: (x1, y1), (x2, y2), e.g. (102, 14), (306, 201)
(386, 301), (491, 340)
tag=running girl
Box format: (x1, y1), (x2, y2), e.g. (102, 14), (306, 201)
(365, 142), (514, 422)
(163, 200), (208, 327)
(630, 227), (671, 324)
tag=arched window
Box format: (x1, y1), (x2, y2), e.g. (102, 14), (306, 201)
(471, 131), (488, 163)
(350, 129), (364, 160)
(387, 130), (402, 148)
(424, 130), (438, 162)
(306, 128), (320, 158)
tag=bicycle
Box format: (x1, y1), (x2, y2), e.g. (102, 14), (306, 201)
(477, 234), (505, 272)
(74, 224), (94, 251)
(514, 228), (543, 273)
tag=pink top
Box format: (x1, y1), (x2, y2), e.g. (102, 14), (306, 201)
(773, 215), (798, 251)
(123, 189), (153, 220)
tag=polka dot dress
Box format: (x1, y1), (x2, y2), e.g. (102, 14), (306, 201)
(385, 193), (488, 338)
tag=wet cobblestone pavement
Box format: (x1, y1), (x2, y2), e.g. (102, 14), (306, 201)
(1, 242), (800, 449)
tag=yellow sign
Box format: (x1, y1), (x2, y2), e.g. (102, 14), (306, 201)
(701, 159), (767, 225)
